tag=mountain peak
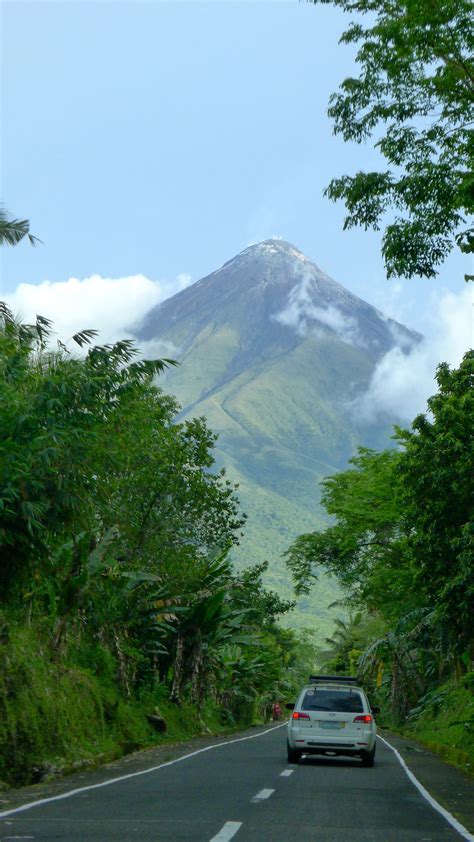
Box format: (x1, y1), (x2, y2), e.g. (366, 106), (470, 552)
(222, 239), (313, 271)
(242, 238), (307, 256)
(139, 240), (421, 361)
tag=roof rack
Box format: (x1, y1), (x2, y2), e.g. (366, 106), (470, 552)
(309, 675), (359, 686)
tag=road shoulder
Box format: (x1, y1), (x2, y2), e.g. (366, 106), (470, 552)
(0, 722), (282, 816)
(380, 729), (474, 833)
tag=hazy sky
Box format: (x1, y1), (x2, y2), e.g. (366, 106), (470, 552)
(1, 0), (472, 417)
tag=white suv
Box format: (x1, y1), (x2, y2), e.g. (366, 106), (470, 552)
(286, 676), (378, 767)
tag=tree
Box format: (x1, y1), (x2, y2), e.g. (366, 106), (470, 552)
(286, 352), (473, 656)
(397, 350), (474, 647)
(0, 305), (172, 596)
(313, 0), (474, 278)
(0, 208), (40, 247)
(321, 610), (387, 675)
(285, 447), (414, 619)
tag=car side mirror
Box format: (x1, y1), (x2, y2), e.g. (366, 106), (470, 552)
(285, 702), (295, 710)
(371, 705), (380, 716)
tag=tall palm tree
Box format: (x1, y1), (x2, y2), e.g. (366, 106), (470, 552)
(0, 208), (41, 246)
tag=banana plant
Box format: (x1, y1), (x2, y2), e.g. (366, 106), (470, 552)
(358, 608), (442, 721)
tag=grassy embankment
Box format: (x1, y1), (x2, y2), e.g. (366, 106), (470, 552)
(0, 623), (254, 789)
(381, 672), (474, 775)
(396, 677), (474, 774)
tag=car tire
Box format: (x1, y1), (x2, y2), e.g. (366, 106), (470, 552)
(361, 745), (376, 767)
(287, 741), (302, 764)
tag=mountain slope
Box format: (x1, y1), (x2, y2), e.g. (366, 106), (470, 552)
(138, 240), (420, 633)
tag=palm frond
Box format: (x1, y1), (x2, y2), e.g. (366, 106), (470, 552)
(72, 329), (100, 348)
(0, 209), (42, 247)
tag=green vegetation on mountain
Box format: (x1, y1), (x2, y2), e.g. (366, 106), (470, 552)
(0, 301), (317, 786)
(192, 335), (366, 632)
(313, 0), (474, 279)
(286, 352), (474, 768)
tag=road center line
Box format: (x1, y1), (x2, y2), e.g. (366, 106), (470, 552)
(209, 820), (242, 841)
(0, 723), (287, 819)
(377, 735), (474, 841)
(280, 769), (294, 777)
(251, 788), (275, 802)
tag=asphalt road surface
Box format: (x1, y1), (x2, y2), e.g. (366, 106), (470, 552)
(0, 724), (471, 841)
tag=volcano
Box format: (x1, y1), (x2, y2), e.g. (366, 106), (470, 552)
(138, 240), (420, 631)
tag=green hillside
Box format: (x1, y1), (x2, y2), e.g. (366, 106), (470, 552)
(163, 330), (381, 636)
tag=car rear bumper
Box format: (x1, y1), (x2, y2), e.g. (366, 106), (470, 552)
(297, 743), (365, 757)
(288, 731), (376, 756)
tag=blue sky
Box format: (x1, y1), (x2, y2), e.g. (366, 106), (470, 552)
(1, 0), (472, 407)
(3, 2), (365, 285)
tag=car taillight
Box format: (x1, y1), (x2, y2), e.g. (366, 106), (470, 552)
(292, 711), (311, 720)
(353, 714), (373, 724)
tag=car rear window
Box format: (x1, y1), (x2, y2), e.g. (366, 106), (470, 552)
(301, 689), (364, 713)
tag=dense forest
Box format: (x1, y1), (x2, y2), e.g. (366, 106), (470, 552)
(0, 290), (316, 786)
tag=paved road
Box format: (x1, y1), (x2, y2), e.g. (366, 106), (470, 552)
(0, 724), (470, 841)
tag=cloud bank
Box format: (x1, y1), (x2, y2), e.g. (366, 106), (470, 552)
(274, 269), (472, 424)
(353, 286), (473, 423)
(4, 271), (192, 355)
(3, 270), (471, 426)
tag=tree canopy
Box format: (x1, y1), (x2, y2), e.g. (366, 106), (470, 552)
(397, 350), (474, 641)
(313, 0), (474, 278)
(0, 302), (317, 780)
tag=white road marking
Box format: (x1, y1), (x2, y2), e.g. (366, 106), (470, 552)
(0, 723), (287, 819)
(251, 788), (275, 802)
(378, 735), (474, 841)
(280, 769), (294, 777)
(209, 821), (242, 841)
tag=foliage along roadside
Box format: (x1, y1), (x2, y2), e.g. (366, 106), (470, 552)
(311, 0), (474, 280)
(0, 614), (312, 789)
(286, 351), (474, 768)
(296, 0), (474, 769)
(0, 303), (317, 787)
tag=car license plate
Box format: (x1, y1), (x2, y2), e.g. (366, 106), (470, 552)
(319, 721), (345, 729)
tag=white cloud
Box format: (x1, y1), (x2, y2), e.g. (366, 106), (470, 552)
(352, 286), (473, 423)
(309, 304), (364, 346)
(4, 271), (192, 353)
(274, 269), (365, 347)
